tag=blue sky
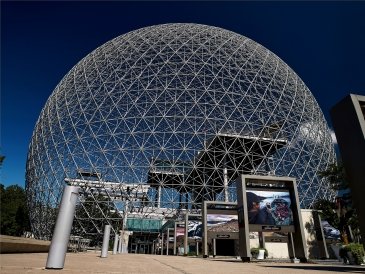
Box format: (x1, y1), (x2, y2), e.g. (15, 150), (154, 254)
(1, 1), (365, 188)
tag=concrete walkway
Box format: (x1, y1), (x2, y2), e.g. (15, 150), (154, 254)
(1, 252), (364, 274)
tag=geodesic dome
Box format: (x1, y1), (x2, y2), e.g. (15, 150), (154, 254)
(26, 23), (335, 239)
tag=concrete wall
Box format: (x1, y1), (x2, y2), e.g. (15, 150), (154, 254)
(301, 209), (317, 258)
(249, 236), (259, 248)
(301, 209), (329, 259)
(0, 235), (50, 253)
(266, 242), (289, 259)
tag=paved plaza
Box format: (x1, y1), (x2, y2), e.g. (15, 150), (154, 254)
(1, 252), (364, 274)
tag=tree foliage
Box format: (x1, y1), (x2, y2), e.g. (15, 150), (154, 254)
(0, 184), (31, 236)
(318, 161), (348, 190)
(317, 161), (359, 243)
(313, 198), (339, 228)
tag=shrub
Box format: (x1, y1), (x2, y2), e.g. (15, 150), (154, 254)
(251, 247), (268, 258)
(340, 243), (365, 265)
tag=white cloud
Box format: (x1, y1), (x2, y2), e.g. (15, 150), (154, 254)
(330, 130), (338, 145)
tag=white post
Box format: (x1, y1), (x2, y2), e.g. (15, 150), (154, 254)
(101, 225), (111, 258)
(118, 232), (122, 253)
(173, 223), (177, 255)
(112, 233), (119, 255)
(119, 199), (129, 254)
(161, 233), (164, 255)
(46, 185), (80, 269)
(184, 214), (188, 256)
(167, 229), (170, 255)
(157, 185), (161, 208)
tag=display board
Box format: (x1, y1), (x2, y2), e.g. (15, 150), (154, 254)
(237, 175), (307, 262)
(183, 214), (203, 255)
(246, 189), (294, 232)
(206, 211), (239, 240)
(187, 220), (202, 239)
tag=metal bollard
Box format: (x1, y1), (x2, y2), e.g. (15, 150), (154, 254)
(46, 185), (80, 269)
(112, 233), (119, 255)
(101, 225), (111, 258)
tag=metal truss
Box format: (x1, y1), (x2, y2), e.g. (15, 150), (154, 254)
(25, 23), (336, 240)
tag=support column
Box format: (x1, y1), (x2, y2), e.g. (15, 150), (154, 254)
(173, 223), (177, 255)
(156, 186), (161, 208)
(236, 177), (251, 262)
(46, 185), (80, 269)
(118, 233), (122, 253)
(288, 232), (296, 260)
(167, 229), (170, 255)
(312, 211), (329, 259)
(160, 233), (164, 255)
(290, 182), (308, 262)
(202, 201), (208, 258)
(224, 167), (229, 202)
(184, 214), (188, 256)
(196, 240), (199, 256)
(101, 225), (111, 258)
(213, 238), (216, 258)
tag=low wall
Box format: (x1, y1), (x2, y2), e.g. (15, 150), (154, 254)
(0, 235), (50, 253)
(266, 242), (289, 259)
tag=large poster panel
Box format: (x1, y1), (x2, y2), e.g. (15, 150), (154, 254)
(187, 220), (203, 239)
(207, 214), (238, 233)
(247, 190), (293, 226)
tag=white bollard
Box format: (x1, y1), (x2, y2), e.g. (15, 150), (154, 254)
(101, 225), (111, 258)
(46, 185), (80, 269)
(118, 234), (122, 253)
(112, 233), (119, 255)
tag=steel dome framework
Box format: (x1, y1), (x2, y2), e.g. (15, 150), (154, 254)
(26, 23), (335, 239)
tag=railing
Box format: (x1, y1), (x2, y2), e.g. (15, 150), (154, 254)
(68, 235), (91, 252)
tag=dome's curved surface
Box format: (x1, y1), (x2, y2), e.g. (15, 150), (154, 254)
(26, 23), (335, 239)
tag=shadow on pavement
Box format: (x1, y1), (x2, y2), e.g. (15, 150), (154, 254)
(261, 265), (365, 273)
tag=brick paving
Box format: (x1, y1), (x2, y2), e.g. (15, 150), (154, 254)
(1, 252), (364, 274)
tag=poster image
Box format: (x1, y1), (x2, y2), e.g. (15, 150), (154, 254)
(247, 190), (293, 226)
(187, 221), (203, 239)
(207, 214), (238, 233)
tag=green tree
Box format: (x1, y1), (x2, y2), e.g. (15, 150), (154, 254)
(313, 198), (339, 228)
(318, 161), (348, 190)
(0, 184), (31, 236)
(317, 161), (358, 244)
